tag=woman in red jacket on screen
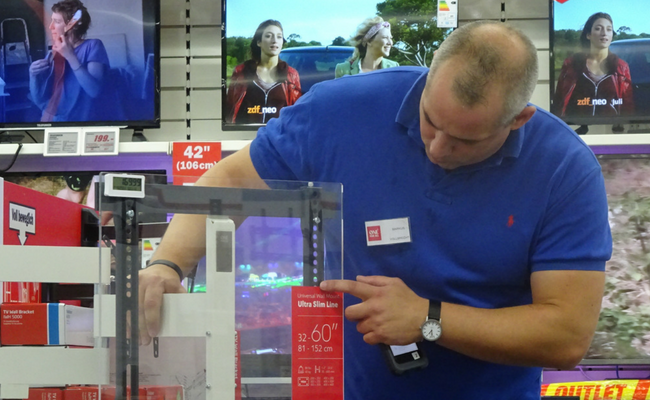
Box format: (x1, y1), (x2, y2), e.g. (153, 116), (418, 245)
(225, 19), (301, 124)
(553, 12), (634, 119)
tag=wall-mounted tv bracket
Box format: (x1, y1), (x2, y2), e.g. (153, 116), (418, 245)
(301, 184), (324, 287)
(101, 180), (339, 400)
(112, 198), (141, 400)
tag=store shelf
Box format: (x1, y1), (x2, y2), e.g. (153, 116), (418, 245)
(0, 347), (109, 385)
(0, 141), (171, 156)
(220, 140), (250, 152)
(0, 140), (249, 156)
(7, 135), (650, 156)
(0, 245), (111, 399)
(0, 246), (110, 284)
(95, 293), (207, 338)
(583, 133), (650, 147)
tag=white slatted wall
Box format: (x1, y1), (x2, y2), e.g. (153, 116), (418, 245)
(146, 0), (555, 143)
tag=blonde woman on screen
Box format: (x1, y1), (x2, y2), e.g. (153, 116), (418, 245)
(335, 17), (399, 78)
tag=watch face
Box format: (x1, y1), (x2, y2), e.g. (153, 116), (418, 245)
(422, 319), (442, 341)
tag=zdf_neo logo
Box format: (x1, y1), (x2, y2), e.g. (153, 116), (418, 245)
(247, 105), (277, 114)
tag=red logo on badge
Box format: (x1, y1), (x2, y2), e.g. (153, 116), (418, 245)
(367, 226), (382, 241)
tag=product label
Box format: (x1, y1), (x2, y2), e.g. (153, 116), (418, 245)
(291, 286), (343, 400)
(172, 142), (222, 185)
(83, 130), (117, 154)
(9, 202), (36, 245)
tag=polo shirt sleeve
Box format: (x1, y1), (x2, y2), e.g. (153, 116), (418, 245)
(531, 163), (612, 272)
(249, 88), (322, 182)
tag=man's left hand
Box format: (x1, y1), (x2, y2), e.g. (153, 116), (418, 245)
(320, 275), (429, 345)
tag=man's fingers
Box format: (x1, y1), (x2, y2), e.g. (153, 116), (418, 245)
(320, 279), (375, 300)
(363, 332), (380, 345)
(356, 275), (395, 287)
(139, 283), (165, 344)
(137, 303), (148, 346)
(344, 302), (370, 322)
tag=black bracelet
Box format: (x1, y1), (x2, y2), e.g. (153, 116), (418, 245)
(147, 259), (184, 281)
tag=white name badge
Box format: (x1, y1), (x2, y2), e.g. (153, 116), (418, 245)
(365, 217), (412, 246)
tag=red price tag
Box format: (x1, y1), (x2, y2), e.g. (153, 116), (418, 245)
(292, 287), (344, 400)
(82, 129), (118, 155)
(172, 142), (222, 185)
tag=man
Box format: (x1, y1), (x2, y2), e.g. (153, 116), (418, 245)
(139, 21), (611, 399)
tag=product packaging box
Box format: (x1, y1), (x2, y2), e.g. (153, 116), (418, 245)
(2, 281), (41, 303)
(63, 386), (98, 400)
(141, 385), (184, 400)
(2, 180), (92, 306)
(0, 303), (93, 346)
(64, 385), (183, 400)
(28, 387), (64, 400)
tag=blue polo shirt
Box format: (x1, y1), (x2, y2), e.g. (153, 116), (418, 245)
(250, 67), (612, 400)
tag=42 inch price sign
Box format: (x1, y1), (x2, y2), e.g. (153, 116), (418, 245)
(172, 142), (222, 185)
(291, 287), (343, 400)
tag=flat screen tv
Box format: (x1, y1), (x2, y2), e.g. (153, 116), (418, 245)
(583, 153), (650, 364)
(221, 0), (449, 130)
(0, 0), (160, 129)
(550, 0), (650, 127)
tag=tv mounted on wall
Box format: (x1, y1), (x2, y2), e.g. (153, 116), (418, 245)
(550, 0), (650, 128)
(221, 0), (449, 131)
(581, 151), (650, 364)
(0, 0), (160, 129)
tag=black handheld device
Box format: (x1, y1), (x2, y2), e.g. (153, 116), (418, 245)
(379, 342), (428, 375)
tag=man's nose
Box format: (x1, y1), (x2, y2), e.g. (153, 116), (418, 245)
(430, 133), (454, 158)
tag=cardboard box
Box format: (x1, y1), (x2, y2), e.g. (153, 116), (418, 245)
(1, 303), (93, 346)
(1, 180), (92, 306)
(28, 388), (63, 400)
(141, 386), (184, 400)
(65, 385), (183, 400)
(3, 282), (41, 303)
(63, 386), (98, 400)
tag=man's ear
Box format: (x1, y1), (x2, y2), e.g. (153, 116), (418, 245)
(509, 105), (537, 131)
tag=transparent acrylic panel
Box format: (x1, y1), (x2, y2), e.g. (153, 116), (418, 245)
(97, 173), (343, 400)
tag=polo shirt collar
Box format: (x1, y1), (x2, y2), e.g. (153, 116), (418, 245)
(395, 70), (426, 145)
(395, 70), (526, 166)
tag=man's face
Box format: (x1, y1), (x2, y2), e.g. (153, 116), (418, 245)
(419, 61), (513, 170)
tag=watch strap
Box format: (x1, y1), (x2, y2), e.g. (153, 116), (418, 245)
(428, 299), (441, 322)
(147, 259), (184, 281)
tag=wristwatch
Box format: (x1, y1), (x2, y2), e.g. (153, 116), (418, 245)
(421, 299), (442, 342)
